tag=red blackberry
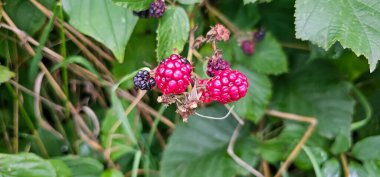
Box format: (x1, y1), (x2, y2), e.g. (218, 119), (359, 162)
(155, 54), (192, 95)
(197, 79), (213, 103)
(134, 70), (156, 90)
(133, 0), (166, 18)
(206, 58), (230, 77)
(254, 28), (266, 42)
(206, 70), (248, 104)
(241, 40), (255, 56)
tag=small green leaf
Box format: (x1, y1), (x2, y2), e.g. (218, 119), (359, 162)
(157, 6), (189, 60)
(112, 0), (153, 11)
(233, 66), (272, 122)
(101, 169), (124, 177)
(364, 160), (380, 177)
(4, 0), (47, 35)
(62, 0), (138, 62)
(177, 0), (201, 5)
(295, 0), (380, 72)
(0, 65), (15, 84)
(51, 56), (101, 79)
(249, 33), (288, 75)
(0, 153), (56, 177)
(321, 159), (341, 177)
(352, 136), (380, 161)
(57, 155), (103, 177)
(243, 0), (257, 5)
(49, 159), (72, 177)
(349, 162), (369, 177)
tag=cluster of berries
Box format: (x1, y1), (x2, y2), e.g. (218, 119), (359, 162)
(133, 24), (249, 121)
(133, 0), (166, 18)
(241, 28), (266, 56)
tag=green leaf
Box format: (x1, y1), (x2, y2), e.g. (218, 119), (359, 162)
(177, 0), (201, 5)
(49, 159), (72, 177)
(249, 33), (288, 75)
(243, 0), (257, 4)
(101, 169), (124, 177)
(51, 56), (101, 79)
(352, 135), (380, 161)
(100, 109), (136, 160)
(157, 6), (189, 60)
(62, 0), (138, 62)
(295, 0), (380, 72)
(0, 153), (56, 177)
(364, 160), (380, 177)
(0, 65), (15, 84)
(4, 0), (47, 35)
(112, 0), (153, 11)
(160, 106), (259, 177)
(57, 155), (103, 177)
(349, 162), (369, 177)
(321, 159), (341, 177)
(272, 60), (355, 139)
(233, 66), (272, 122)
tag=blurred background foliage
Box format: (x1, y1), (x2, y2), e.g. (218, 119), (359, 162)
(0, 0), (380, 176)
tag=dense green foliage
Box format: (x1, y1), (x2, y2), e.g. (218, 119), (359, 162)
(1, 0), (380, 176)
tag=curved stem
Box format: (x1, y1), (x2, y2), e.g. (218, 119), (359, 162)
(351, 86), (373, 131)
(302, 146), (323, 177)
(194, 105), (234, 119)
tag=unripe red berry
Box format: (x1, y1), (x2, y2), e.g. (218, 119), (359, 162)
(206, 70), (248, 104)
(241, 40), (255, 56)
(154, 54), (192, 95)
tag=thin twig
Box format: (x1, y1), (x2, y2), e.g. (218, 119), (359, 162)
(266, 110), (317, 177)
(261, 160), (271, 177)
(340, 153), (349, 177)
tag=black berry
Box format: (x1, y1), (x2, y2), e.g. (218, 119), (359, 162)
(207, 58), (230, 77)
(133, 70), (156, 90)
(254, 28), (266, 42)
(133, 0), (166, 18)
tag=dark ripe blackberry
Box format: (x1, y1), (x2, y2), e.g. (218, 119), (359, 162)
(149, 0), (166, 18)
(133, 0), (166, 18)
(254, 28), (266, 42)
(206, 58), (230, 77)
(133, 70), (156, 90)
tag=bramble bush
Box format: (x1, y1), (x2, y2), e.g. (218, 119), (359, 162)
(0, 0), (380, 177)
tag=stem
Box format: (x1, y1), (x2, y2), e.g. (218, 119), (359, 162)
(58, 0), (69, 102)
(132, 150), (142, 177)
(340, 153), (349, 177)
(302, 146), (323, 177)
(204, 0), (240, 35)
(351, 86), (373, 131)
(147, 106), (166, 148)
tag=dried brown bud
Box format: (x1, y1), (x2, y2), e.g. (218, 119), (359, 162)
(206, 24), (230, 42)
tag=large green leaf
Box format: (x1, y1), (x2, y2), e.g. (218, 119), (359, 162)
(0, 153), (56, 177)
(272, 60), (355, 139)
(233, 66), (272, 122)
(101, 169), (124, 177)
(364, 160), (380, 177)
(157, 6), (189, 60)
(49, 159), (72, 177)
(57, 155), (103, 177)
(0, 65), (15, 84)
(352, 135), (380, 161)
(349, 162), (369, 177)
(62, 0), (138, 62)
(295, 0), (380, 71)
(112, 0), (153, 11)
(160, 106), (259, 177)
